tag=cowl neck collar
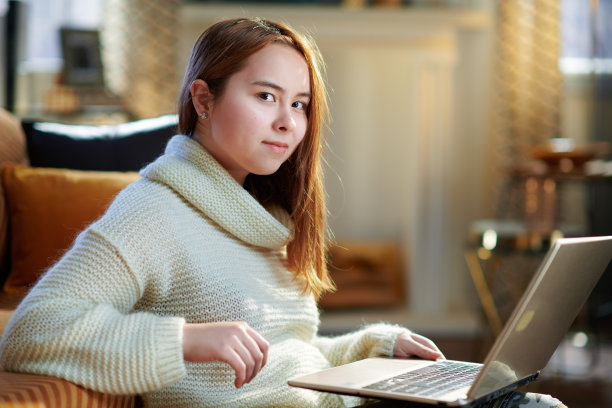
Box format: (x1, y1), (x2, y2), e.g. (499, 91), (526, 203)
(140, 135), (292, 250)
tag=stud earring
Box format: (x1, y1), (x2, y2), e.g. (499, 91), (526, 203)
(200, 112), (208, 120)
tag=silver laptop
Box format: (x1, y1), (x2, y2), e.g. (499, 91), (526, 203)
(289, 236), (612, 407)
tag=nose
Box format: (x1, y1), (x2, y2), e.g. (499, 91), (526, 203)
(274, 106), (296, 133)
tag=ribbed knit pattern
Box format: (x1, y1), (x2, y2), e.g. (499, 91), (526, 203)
(0, 135), (408, 407)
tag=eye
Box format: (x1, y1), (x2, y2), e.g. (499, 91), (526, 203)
(292, 100), (308, 111)
(259, 93), (275, 102)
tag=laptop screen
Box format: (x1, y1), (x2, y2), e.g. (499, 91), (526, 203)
(469, 236), (612, 400)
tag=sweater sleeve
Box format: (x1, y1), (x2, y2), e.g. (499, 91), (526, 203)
(312, 323), (410, 367)
(0, 229), (187, 395)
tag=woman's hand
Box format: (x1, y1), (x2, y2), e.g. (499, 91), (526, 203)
(182, 321), (269, 388)
(393, 332), (445, 361)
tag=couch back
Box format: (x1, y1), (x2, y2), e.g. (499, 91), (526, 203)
(0, 109), (178, 293)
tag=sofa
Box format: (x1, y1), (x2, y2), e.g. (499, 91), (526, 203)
(0, 107), (178, 407)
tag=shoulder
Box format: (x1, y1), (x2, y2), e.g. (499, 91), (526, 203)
(101, 179), (177, 223)
(83, 178), (208, 275)
(90, 178), (202, 245)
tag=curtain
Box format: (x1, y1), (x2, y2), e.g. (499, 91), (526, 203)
(490, 0), (562, 222)
(102, 0), (180, 119)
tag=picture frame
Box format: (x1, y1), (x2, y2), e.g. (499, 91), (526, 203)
(60, 28), (104, 88)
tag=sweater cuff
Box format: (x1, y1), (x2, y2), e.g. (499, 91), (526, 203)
(154, 317), (187, 386)
(366, 323), (411, 357)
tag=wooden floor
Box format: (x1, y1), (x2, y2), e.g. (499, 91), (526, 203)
(435, 334), (612, 408)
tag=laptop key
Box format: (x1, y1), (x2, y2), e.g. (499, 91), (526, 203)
(364, 361), (479, 397)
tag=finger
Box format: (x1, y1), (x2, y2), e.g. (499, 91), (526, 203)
(413, 335), (445, 358)
(412, 334), (438, 349)
(232, 339), (257, 385)
(395, 334), (439, 360)
(240, 332), (265, 382)
(247, 326), (270, 369)
(415, 345), (439, 360)
(224, 348), (248, 388)
(411, 335), (445, 360)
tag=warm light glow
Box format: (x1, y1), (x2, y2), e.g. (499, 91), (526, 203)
(525, 178), (539, 215)
(482, 229), (498, 251)
(559, 158), (574, 173)
(571, 331), (589, 348)
(477, 248), (492, 260)
(550, 229), (564, 245)
(549, 138), (575, 153)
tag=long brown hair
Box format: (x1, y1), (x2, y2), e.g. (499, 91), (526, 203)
(177, 18), (334, 299)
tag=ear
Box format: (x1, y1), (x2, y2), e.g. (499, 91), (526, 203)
(190, 79), (213, 116)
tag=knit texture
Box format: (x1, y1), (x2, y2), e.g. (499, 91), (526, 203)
(0, 135), (408, 407)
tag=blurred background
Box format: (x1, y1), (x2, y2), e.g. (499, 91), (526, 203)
(1, 0), (611, 406)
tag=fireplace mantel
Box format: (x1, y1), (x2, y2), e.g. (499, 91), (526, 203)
(179, 4), (489, 42)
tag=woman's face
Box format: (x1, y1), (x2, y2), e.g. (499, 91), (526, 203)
(194, 43), (311, 185)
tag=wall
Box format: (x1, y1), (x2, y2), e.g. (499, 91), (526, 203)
(179, 4), (495, 329)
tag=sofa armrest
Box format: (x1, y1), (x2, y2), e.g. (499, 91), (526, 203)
(0, 292), (23, 338)
(0, 296), (142, 407)
(0, 370), (140, 407)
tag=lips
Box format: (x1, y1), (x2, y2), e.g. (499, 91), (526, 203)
(263, 141), (288, 154)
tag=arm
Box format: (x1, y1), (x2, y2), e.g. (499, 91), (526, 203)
(313, 323), (444, 367)
(0, 229), (186, 395)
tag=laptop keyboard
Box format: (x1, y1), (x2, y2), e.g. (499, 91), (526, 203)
(364, 360), (481, 398)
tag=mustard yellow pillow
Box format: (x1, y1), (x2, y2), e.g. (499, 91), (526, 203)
(1, 164), (139, 294)
(0, 108), (29, 277)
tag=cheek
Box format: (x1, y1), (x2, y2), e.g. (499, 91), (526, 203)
(296, 115), (308, 141)
(215, 101), (254, 139)
(233, 101), (267, 131)
(291, 125), (308, 156)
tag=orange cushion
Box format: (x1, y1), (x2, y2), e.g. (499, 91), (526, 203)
(1, 164), (139, 295)
(0, 108), (29, 276)
(0, 370), (138, 407)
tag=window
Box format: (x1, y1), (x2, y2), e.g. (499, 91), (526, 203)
(25, 0), (103, 62)
(560, 0), (612, 74)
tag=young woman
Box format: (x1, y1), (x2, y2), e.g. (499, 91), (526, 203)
(0, 18), (565, 408)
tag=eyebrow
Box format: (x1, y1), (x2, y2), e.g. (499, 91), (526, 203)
(252, 80), (311, 99)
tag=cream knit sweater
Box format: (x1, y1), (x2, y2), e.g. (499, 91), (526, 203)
(0, 135), (408, 407)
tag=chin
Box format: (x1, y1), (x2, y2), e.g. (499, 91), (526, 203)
(252, 163), (285, 176)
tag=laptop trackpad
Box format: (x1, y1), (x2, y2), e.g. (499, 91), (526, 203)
(289, 357), (435, 388)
